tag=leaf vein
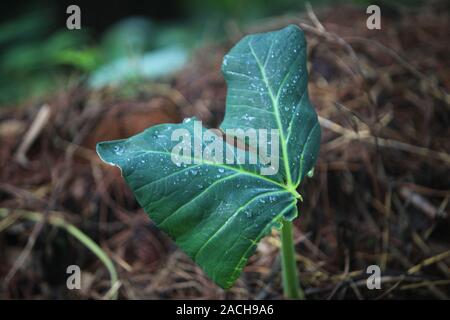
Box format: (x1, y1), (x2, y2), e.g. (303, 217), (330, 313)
(158, 173), (240, 227)
(194, 189), (287, 260)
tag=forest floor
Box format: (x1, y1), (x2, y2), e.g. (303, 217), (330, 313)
(0, 3), (449, 299)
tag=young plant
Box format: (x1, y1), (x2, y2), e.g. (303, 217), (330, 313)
(97, 25), (321, 299)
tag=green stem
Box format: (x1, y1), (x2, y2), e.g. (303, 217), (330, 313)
(0, 208), (119, 299)
(280, 220), (304, 299)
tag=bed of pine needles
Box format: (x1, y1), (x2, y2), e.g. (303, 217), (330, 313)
(0, 3), (449, 299)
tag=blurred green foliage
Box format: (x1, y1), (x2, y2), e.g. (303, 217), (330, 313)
(0, 0), (428, 107)
(0, 10), (99, 106)
(0, 12), (200, 106)
(88, 17), (200, 90)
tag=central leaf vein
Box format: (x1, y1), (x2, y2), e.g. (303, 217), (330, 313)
(248, 40), (293, 187)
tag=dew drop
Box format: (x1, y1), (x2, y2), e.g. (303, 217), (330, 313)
(113, 145), (124, 155)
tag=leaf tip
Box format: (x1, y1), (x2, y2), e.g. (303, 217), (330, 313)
(96, 141), (123, 168)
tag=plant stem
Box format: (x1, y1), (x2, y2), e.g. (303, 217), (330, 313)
(0, 208), (119, 299)
(280, 220), (304, 299)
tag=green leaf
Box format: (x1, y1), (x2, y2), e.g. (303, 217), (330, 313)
(96, 25), (321, 289)
(88, 46), (188, 89)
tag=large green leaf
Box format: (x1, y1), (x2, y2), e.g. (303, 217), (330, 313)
(97, 25), (321, 289)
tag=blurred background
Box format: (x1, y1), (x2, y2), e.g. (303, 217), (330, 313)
(0, 0), (449, 299)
